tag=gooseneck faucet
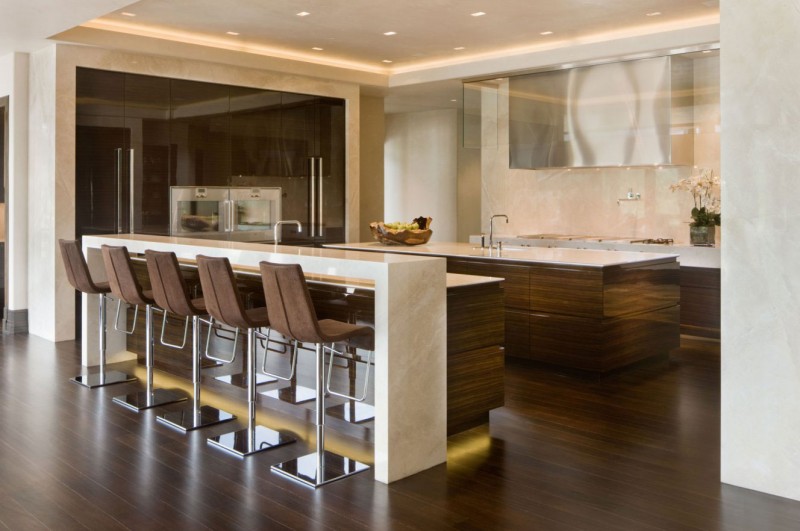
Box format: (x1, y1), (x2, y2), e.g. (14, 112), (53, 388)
(489, 214), (509, 250)
(274, 220), (303, 244)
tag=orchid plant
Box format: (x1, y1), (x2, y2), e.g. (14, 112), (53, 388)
(670, 169), (721, 227)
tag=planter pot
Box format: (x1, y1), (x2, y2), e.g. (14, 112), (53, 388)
(690, 225), (716, 246)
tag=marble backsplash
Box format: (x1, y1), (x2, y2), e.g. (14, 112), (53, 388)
(485, 165), (704, 245)
(480, 70), (720, 246)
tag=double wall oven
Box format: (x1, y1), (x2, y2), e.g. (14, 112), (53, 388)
(170, 186), (282, 242)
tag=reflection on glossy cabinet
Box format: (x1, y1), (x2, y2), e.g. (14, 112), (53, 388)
(76, 68), (347, 245)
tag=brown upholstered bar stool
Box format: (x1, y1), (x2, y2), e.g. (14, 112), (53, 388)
(145, 250), (236, 431)
(58, 239), (137, 388)
(196, 255), (295, 457)
(260, 261), (371, 487)
(101, 245), (187, 411)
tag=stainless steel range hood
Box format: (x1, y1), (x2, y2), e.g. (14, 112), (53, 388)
(509, 55), (693, 169)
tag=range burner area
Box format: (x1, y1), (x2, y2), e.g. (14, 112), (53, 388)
(630, 238), (674, 245)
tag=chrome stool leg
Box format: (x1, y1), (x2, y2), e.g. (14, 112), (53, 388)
(158, 316), (237, 431)
(208, 328), (295, 456)
(71, 293), (137, 388)
(325, 344), (374, 424)
(113, 304), (187, 411)
(260, 337), (316, 405)
(271, 343), (369, 487)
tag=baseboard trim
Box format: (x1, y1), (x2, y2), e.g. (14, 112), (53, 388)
(3, 308), (28, 334)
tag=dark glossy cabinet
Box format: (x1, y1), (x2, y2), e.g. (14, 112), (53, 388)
(76, 69), (171, 236)
(75, 68), (346, 243)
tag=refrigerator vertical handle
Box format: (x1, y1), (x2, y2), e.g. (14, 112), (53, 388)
(228, 199), (235, 232)
(318, 158), (323, 237)
(115, 148), (123, 233)
(129, 149), (135, 234)
(309, 157), (316, 237)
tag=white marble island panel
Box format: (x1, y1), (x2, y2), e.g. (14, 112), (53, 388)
(81, 234), (447, 485)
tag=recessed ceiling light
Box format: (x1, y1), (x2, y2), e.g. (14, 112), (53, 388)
(382, 59), (393, 63)
(296, 11), (310, 17)
(383, 31), (397, 36)
(701, 50), (712, 53)
(645, 11), (662, 16)
(540, 31), (553, 35)
(121, 12), (136, 17)
(450, 99), (457, 102)
(226, 31), (240, 36)
(471, 12), (486, 17)
(312, 47), (324, 51)
(454, 46), (465, 50)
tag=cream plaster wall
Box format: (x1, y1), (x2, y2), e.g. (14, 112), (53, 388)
(720, 0), (800, 502)
(359, 94), (385, 241)
(479, 57), (720, 244)
(0, 52), (28, 313)
(27, 47), (61, 340)
(385, 109), (458, 241)
(26, 43), (361, 341)
(457, 111), (481, 242)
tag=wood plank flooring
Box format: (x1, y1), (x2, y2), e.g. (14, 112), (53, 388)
(1, 334), (799, 530)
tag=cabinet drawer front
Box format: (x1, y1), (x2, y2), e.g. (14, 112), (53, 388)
(530, 266), (603, 316)
(447, 259), (530, 309)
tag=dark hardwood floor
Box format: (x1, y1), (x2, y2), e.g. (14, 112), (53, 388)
(1, 334), (799, 530)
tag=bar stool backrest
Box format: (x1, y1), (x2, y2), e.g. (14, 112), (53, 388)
(145, 250), (202, 318)
(101, 245), (153, 306)
(260, 261), (321, 344)
(58, 239), (108, 295)
(196, 255), (254, 330)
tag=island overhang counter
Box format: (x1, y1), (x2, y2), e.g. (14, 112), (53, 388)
(326, 241), (681, 372)
(80, 234), (449, 484)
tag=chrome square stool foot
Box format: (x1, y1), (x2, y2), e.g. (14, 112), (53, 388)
(207, 425), (295, 457)
(71, 370), (137, 389)
(215, 372), (277, 387)
(157, 405), (236, 432)
(112, 388), (187, 412)
(260, 384), (316, 404)
(271, 450), (369, 488)
(326, 402), (375, 424)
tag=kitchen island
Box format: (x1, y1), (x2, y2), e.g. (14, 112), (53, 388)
(327, 242), (681, 372)
(81, 234), (448, 484)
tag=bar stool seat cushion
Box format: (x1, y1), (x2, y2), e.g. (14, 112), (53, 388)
(318, 319), (374, 351)
(59, 239), (112, 295)
(102, 245), (155, 307)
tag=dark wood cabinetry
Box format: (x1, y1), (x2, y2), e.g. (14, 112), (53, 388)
(75, 68), (346, 243)
(680, 266), (720, 338)
(421, 254), (679, 373)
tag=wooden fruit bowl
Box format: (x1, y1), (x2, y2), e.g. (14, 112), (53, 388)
(369, 220), (433, 245)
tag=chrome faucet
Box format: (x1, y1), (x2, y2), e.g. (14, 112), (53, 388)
(489, 214), (509, 250)
(274, 220), (303, 244)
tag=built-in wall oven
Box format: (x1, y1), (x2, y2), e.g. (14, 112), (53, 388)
(170, 186), (282, 242)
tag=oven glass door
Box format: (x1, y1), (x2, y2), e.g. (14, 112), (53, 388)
(229, 187), (282, 240)
(170, 187), (229, 236)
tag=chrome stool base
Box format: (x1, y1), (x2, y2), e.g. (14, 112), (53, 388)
(71, 370), (136, 389)
(215, 372), (277, 387)
(113, 388), (187, 412)
(271, 450), (369, 488)
(327, 402), (375, 424)
(208, 425), (295, 457)
(157, 405), (236, 432)
(260, 384), (316, 404)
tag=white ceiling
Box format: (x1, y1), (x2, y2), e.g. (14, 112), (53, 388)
(82, 0), (719, 75)
(2, 0), (719, 113)
(0, 0), (133, 55)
